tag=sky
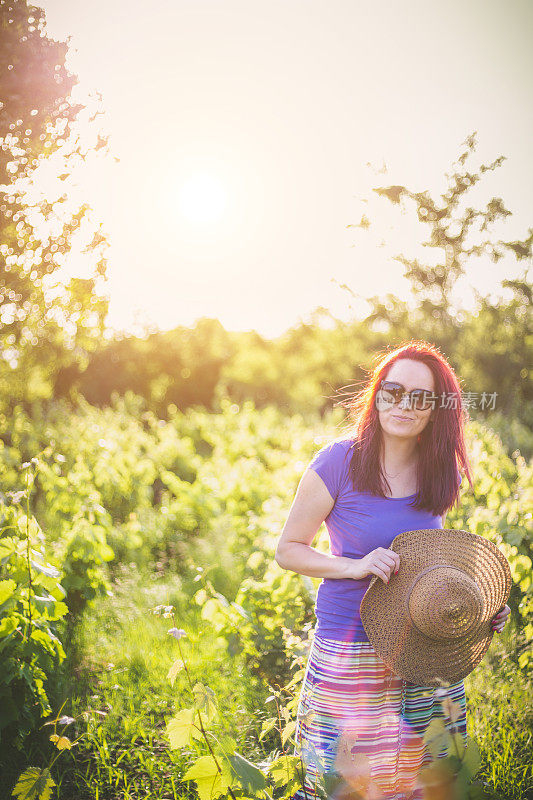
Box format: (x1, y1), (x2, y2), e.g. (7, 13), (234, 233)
(37, 0), (533, 339)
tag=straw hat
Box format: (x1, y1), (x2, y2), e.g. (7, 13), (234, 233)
(360, 529), (512, 686)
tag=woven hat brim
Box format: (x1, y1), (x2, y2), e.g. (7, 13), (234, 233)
(360, 529), (512, 686)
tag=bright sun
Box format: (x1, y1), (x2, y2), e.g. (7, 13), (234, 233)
(178, 173), (228, 224)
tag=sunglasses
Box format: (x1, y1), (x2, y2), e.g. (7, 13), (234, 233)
(376, 380), (438, 411)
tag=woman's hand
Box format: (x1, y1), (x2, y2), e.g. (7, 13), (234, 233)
(491, 604), (511, 633)
(350, 547), (400, 584)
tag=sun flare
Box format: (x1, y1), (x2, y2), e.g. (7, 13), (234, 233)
(177, 173), (228, 224)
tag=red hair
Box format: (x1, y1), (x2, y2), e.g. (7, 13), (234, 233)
(339, 341), (473, 516)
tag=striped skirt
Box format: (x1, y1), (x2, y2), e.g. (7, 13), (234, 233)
(291, 636), (467, 800)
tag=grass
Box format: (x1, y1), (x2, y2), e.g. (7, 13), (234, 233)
(3, 565), (531, 800)
(465, 632), (533, 800)
(2, 563), (272, 800)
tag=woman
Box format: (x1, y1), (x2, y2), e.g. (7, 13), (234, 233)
(275, 341), (510, 800)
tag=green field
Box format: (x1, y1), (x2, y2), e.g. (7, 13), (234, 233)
(1, 398), (531, 800)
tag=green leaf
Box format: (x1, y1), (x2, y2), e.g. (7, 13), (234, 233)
(182, 755), (232, 800)
(322, 770), (345, 796)
(30, 629), (59, 656)
(0, 579), (16, 606)
(167, 658), (184, 687)
(519, 651), (531, 669)
(16, 516), (30, 536)
(445, 754), (463, 773)
(31, 596), (68, 621)
(226, 751), (267, 793)
(230, 601), (249, 620)
(462, 739), (481, 777)
(213, 590), (229, 607)
(283, 670), (305, 690)
(448, 733), (466, 760)
(29, 560), (60, 579)
(217, 733), (238, 753)
(0, 658), (17, 686)
(11, 766), (56, 800)
(468, 780), (490, 799)
(454, 765), (471, 799)
(281, 720), (297, 746)
(505, 530), (524, 547)
(423, 718), (451, 759)
(267, 755), (301, 787)
(0, 537), (17, 561)
(258, 717), (277, 741)
(166, 707), (196, 749)
(32, 573), (65, 599)
(201, 598), (224, 626)
(0, 615), (17, 639)
(192, 682), (217, 722)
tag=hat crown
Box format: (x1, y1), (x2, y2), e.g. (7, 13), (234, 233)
(407, 565), (484, 640)
(360, 528), (512, 685)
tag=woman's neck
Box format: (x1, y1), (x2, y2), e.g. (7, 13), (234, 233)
(380, 434), (419, 476)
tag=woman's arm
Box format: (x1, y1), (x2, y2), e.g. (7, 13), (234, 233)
(274, 469), (399, 583)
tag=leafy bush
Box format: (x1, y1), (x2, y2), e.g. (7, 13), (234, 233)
(0, 463), (68, 749)
(447, 421), (533, 669)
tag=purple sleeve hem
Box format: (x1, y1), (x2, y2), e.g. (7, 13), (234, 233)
(307, 441), (344, 501)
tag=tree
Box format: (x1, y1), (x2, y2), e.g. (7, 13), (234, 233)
(0, 0), (110, 410)
(75, 318), (237, 414)
(355, 133), (531, 335)
(347, 132), (532, 436)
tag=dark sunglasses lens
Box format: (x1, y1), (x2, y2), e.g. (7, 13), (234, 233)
(376, 382), (402, 410)
(411, 390), (434, 410)
(381, 382), (403, 401)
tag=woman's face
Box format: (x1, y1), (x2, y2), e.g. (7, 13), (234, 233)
(377, 358), (436, 441)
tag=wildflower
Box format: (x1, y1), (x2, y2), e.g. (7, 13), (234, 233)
(6, 490), (27, 503)
(168, 628), (187, 639)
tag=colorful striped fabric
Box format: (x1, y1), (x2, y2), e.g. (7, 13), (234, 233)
(291, 636), (467, 800)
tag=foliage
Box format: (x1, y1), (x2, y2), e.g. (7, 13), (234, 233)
(73, 318), (236, 413)
(160, 612), (493, 800)
(1, 4), (530, 459)
(0, 460), (68, 750)
(193, 568), (315, 688)
(0, 394), (530, 798)
(350, 132), (533, 434)
(2, 393), (531, 657)
(447, 421), (533, 669)
(10, 707), (83, 800)
(455, 282), (533, 431)
(35, 298), (531, 457)
(217, 310), (381, 417)
(0, 0), (110, 410)
(10, 134), (525, 460)
(465, 642), (533, 800)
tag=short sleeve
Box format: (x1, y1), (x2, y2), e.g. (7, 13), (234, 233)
(307, 441), (346, 501)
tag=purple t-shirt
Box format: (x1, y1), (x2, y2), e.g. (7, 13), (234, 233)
(308, 438), (448, 643)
